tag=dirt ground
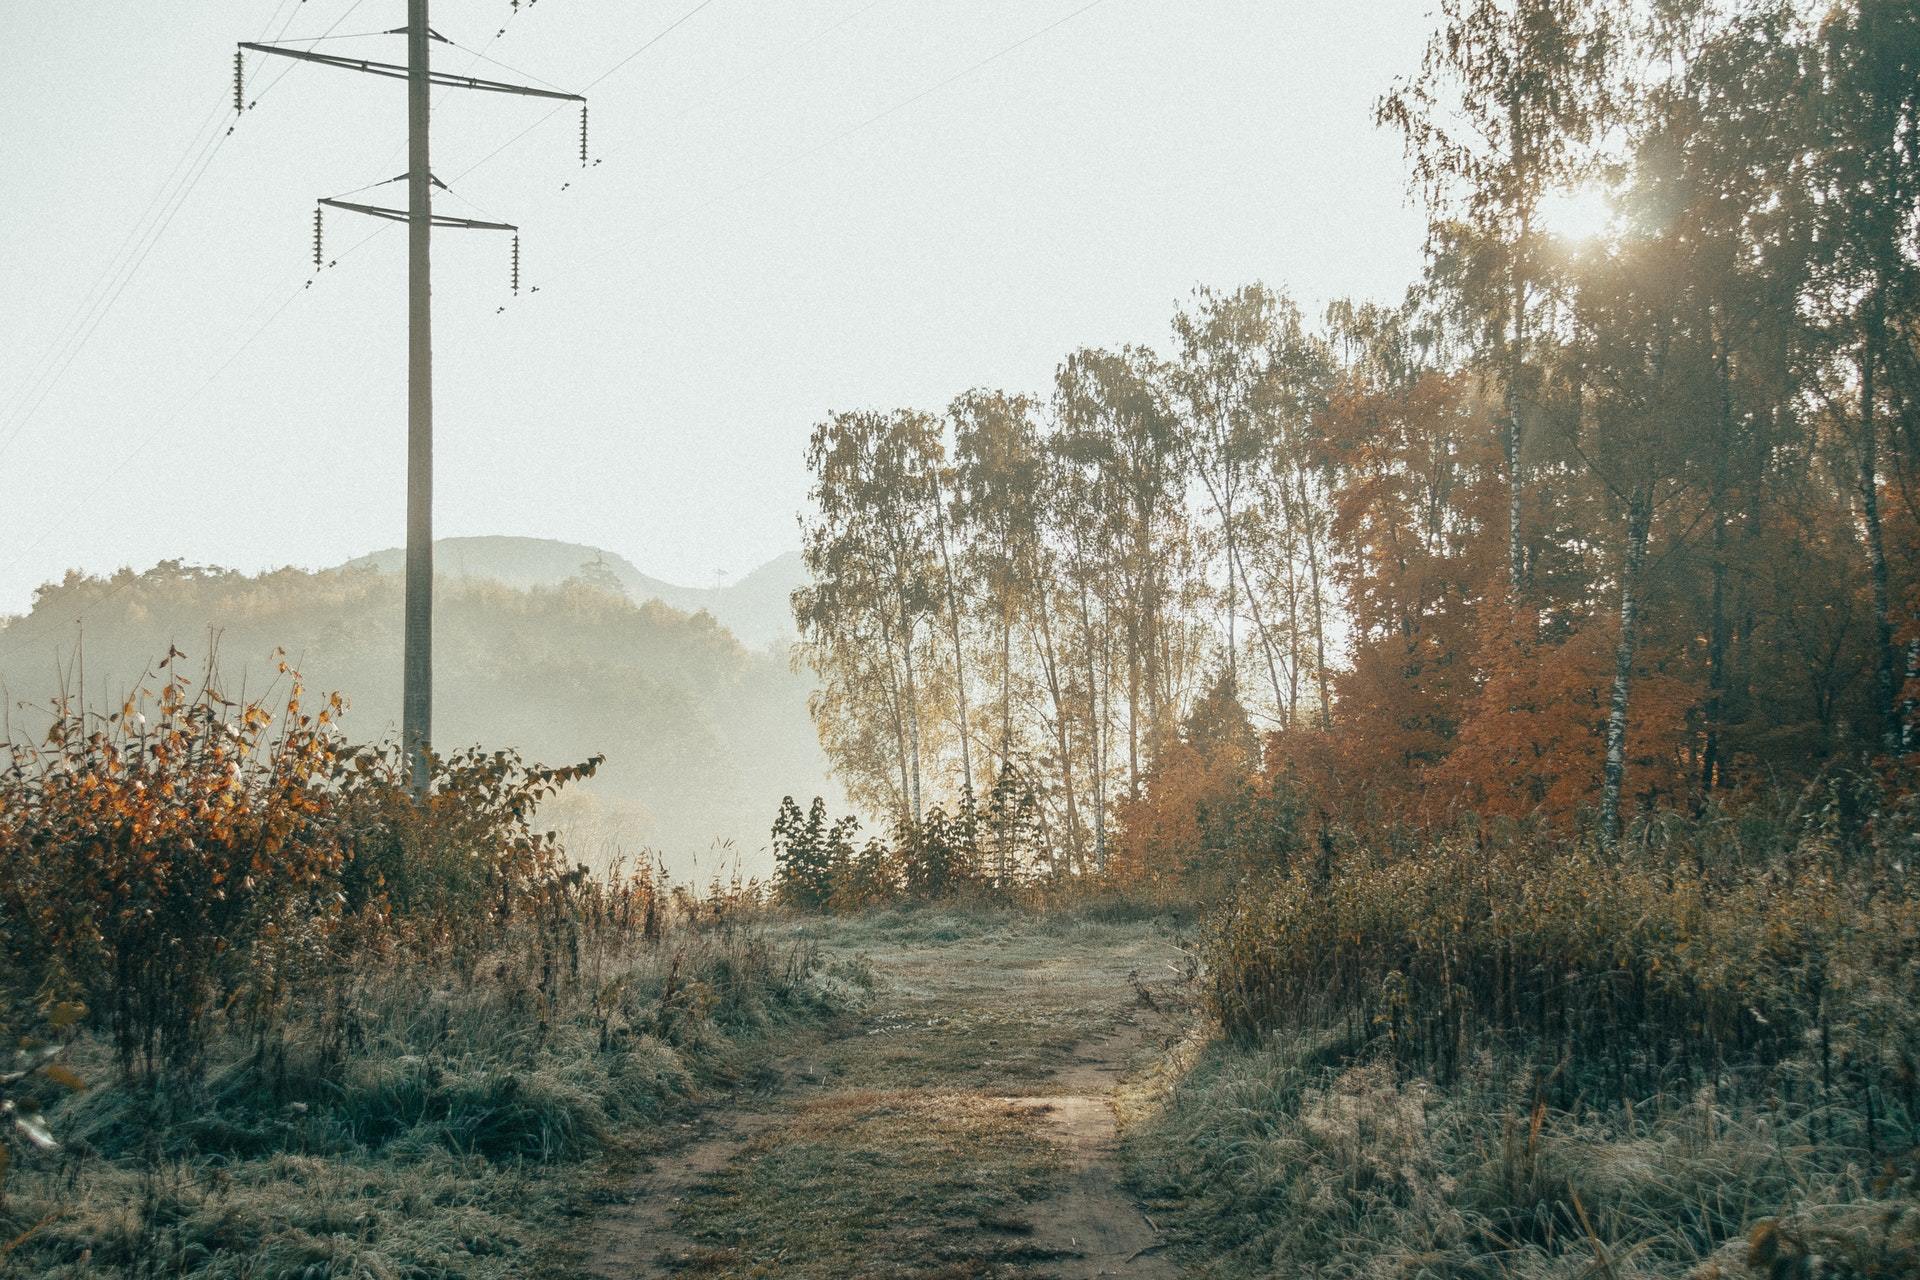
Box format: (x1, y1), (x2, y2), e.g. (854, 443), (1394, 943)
(571, 909), (1196, 1279)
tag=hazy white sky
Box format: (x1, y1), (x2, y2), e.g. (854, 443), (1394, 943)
(0, 0), (1431, 615)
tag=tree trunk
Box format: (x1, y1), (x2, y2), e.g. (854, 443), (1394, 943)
(1601, 486), (1654, 849)
(1076, 576), (1108, 874)
(879, 624), (914, 824)
(898, 609), (924, 826)
(1143, 557), (1165, 745)
(1281, 518), (1303, 724)
(1701, 508), (1730, 795)
(1223, 486), (1238, 694)
(1904, 639), (1918, 755)
(1034, 586), (1081, 873)
(1860, 318), (1902, 755)
(1126, 613), (1141, 802)
(930, 470), (974, 796)
(1700, 327), (1734, 798)
(1505, 349), (1526, 597)
(1294, 465), (1333, 729)
(1505, 101), (1531, 600)
(999, 600), (1014, 770)
(1228, 534), (1290, 723)
(1307, 545), (1332, 730)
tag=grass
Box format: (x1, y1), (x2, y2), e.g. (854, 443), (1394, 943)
(1, 922), (848, 1278)
(1126, 1025), (1920, 1278)
(560, 902), (1187, 1278)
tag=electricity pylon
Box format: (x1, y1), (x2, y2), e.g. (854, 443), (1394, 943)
(238, 2), (585, 796)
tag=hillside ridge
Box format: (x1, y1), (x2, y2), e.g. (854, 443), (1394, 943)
(339, 536), (804, 649)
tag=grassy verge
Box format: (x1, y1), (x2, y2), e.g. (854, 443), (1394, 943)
(1127, 1026), (1920, 1278)
(1122, 798), (1920, 1279)
(2, 923), (852, 1278)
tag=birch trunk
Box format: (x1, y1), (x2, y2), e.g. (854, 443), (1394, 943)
(1601, 486), (1654, 848)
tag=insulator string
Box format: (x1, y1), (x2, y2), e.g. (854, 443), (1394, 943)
(579, 103), (589, 167)
(234, 50), (246, 115)
(313, 206), (325, 269)
(511, 234), (521, 296)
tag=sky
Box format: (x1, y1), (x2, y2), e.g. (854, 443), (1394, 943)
(0, 0), (1432, 616)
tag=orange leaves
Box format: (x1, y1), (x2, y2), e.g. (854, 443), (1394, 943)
(0, 649), (619, 1081)
(1431, 609), (1698, 827)
(1111, 739), (1220, 882)
(0, 664), (349, 1076)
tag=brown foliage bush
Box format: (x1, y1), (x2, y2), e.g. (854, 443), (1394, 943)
(0, 650), (642, 1083)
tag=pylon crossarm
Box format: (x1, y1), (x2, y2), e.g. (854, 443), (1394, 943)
(238, 43), (585, 101)
(382, 26), (454, 43)
(319, 197), (517, 232)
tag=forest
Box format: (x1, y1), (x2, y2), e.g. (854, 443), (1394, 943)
(757, 3), (1920, 1272)
(794, 0), (1918, 866)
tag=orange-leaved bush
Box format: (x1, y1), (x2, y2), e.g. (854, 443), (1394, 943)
(0, 651), (346, 1077)
(0, 649), (617, 1081)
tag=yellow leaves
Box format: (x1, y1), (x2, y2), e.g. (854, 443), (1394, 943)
(40, 1065), (86, 1093)
(45, 1002), (86, 1031)
(3, 649), (624, 1076)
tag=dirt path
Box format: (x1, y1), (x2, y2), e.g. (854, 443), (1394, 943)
(576, 911), (1192, 1279)
(1006, 1017), (1180, 1279)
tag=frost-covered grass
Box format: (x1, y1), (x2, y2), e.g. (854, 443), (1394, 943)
(2, 923), (847, 1279)
(1129, 1026), (1919, 1277)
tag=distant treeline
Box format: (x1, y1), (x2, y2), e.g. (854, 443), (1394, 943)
(794, 0), (1920, 862)
(0, 561), (832, 863)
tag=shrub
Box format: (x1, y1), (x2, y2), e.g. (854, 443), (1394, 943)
(0, 651), (624, 1084)
(1128, 1024), (1920, 1280)
(0, 653), (348, 1077)
(1111, 671), (1304, 892)
(771, 796), (849, 909)
(768, 766), (1050, 911)
(1206, 787), (1920, 1132)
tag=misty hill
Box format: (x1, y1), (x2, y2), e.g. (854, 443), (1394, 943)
(340, 537), (805, 649)
(0, 561), (832, 876)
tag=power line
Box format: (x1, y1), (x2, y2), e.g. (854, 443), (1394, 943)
(447, 0), (724, 184)
(0, 95), (224, 435)
(586, 0), (1115, 265)
(0, 0), (569, 647)
(367, 0), (545, 173)
(264, 29), (394, 43)
(0, 0), (568, 550)
(0, 117), (236, 456)
(0, 0), (369, 459)
(585, 0), (722, 91)
(249, 0), (373, 101)
(587, 0), (898, 172)
(241, 1), (591, 794)
(445, 38), (571, 94)
(5, 0), (1108, 658)
(0, 223), (396, 662)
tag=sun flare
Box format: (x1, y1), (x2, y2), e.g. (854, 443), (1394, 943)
(1537, 180), (1616, 243)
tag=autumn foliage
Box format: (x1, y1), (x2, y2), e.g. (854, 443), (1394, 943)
(0, 650), (639, 1082)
